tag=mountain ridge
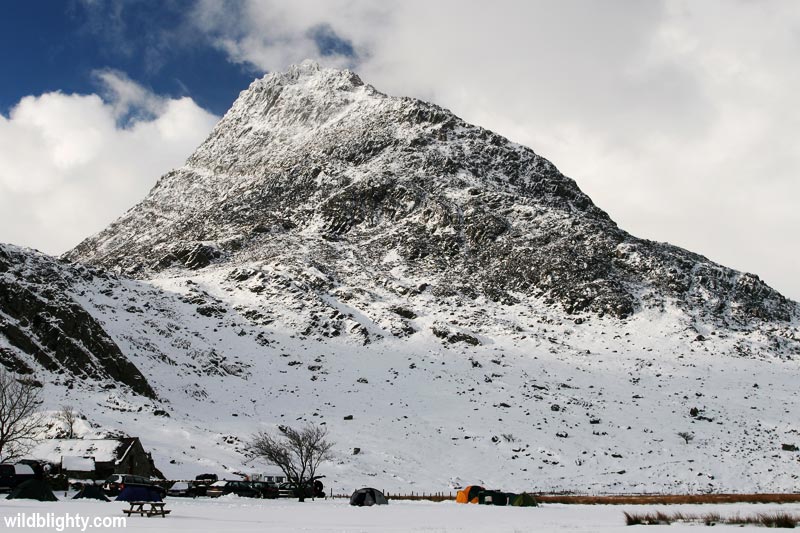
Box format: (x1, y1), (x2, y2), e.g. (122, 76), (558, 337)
(65, 61), (796, 327)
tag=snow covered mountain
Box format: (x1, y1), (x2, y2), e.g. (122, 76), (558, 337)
(67, 62), (795, 329)
(3, 61), (800, 494)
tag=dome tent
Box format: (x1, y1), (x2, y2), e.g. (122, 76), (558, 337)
(73, 484), (110, 501)
(478, 490), (508, 506)
(116, 485), (162, 502)
(6, 479), (58, 502)
(455, 485), (484, 504)
(349, 487), (388, 506)
(510, 493), (538, 507)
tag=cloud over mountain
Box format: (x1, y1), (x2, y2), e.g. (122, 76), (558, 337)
(0, 71), (218, 255)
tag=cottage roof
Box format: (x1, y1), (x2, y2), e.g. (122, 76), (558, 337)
(30, 438), (132, 464)
(61, 456), (95, 472)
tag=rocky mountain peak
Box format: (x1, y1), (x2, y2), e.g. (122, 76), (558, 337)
(208, 59), (370, 138)
(184, 60), (379, 175)
(65, 63), (797, 331)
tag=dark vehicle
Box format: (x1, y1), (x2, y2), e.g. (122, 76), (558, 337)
(206, 480), (260, 498)
(250, 481), (279, 499)
(102, 474), (166, 498)
(191, 482), (210, 497)
(0, 464), (35, 492)
(166, 481), (195, 498)
(191, 474), (218, 496)
(278, 476), (325, 499)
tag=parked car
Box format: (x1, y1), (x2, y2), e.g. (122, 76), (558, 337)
(102, 474), (166, 497)
(250, 481), (279, 499)
(166, 481), (196, 498)
(277, 477), (325, 498)
(191, 474), (218, 496)
(206, 480), (260, 498)
(0, 463), (34, 492)
(190, 481), (210, 497)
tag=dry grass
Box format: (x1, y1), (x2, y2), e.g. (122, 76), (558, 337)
(539, 493), (800, 505)
(624, 510), (799, 527)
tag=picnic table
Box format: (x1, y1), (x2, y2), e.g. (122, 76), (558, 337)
(123, 501), (171, 518)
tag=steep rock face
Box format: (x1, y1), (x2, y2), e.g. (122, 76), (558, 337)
(0, 245), (155, 397)
(66, 61), (796, 325)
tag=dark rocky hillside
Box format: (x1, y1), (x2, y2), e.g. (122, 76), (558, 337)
(0, 244), (154, 397)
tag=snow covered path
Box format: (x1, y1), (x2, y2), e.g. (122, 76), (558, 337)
(2, 497), (799, 532)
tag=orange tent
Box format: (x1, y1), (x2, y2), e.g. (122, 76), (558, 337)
(456, 485), (484, 504)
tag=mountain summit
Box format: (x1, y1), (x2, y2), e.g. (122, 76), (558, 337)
(67, 61), (794, 332)
(3, 62), (799, 492)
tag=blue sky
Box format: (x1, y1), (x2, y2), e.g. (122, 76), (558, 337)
(0, 1), (258, 116)
(0, 1), (356, 117)
(1, 1), (798, 300)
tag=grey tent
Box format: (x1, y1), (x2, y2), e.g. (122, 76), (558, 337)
(6, 479), (58, 501)
(349, 487), (388, 506)
(73, 484), (110, 501)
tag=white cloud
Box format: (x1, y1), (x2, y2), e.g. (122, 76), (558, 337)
(188, 0), (375, 70)
(93, 69), (167, 120)
(189, 0), (800, 301)
(0, 72), (218, 255)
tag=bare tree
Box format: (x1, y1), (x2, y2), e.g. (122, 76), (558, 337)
(248, 424), (334, 501)
(58, 405), (78, 439)
(0, 368), (44, 462)
(677, 431), (695, 444)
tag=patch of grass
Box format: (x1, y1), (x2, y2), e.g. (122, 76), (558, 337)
(623, 510), (800, 528)
(624, 511), (676, 525)
(758, 512), (798, 528)
(623, 511), (641, 525)
(540, 493), (800, 505)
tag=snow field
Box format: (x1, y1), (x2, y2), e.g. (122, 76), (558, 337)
(3, 497), (800, 532)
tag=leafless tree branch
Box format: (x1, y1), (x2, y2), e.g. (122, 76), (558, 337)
(0, 368), (45, 462)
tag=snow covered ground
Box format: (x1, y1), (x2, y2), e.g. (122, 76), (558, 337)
(2, 497), (800, 532)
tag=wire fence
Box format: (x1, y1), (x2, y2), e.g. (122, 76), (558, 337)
(331, 491), (800, 505)
(332, 491), (454, 502)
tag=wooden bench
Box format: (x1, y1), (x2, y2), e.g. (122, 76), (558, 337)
(123, 501), (171, 518)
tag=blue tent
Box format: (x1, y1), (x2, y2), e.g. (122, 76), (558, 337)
(116, 485), (162, 502)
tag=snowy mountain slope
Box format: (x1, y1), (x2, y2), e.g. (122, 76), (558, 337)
(2, 62), (800, 493)
(4, 241), (800, 494)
